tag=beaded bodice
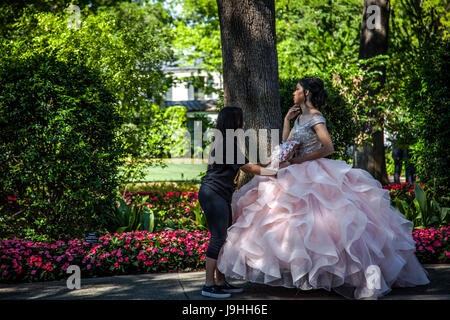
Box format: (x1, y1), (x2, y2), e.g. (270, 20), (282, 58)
(287, 113), (327, 160)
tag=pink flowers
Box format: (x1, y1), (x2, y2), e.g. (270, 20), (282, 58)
(0, 229), (210, 283)
(412, 224), (449, 263)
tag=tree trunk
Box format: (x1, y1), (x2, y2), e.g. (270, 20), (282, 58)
(354, 0), (390, 185)
(216, 0), (282, 189)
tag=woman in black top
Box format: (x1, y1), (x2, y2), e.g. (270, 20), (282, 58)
(199, 106), (276, 298)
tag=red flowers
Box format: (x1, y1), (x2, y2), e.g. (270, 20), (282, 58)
(382, 182), (426, 201)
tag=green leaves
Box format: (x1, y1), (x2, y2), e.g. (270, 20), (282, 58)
(191, 202), (207, 229)
(389, 1), (450, 205)
(0, 1), (178, 179)
(276, 0), (363, 79)
(393, 183), (449, 229)
(108, 196), (157, 234)
(0, 53), (125, 241)
(414, 183), (428, 223)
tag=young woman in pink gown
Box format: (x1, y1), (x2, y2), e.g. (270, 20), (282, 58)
(216, 76), (430, 300)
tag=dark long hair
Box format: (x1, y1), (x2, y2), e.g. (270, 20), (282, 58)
(298, 76), (327, 109)
(208, 106), (244, 168)
(215, 106), (244, 136)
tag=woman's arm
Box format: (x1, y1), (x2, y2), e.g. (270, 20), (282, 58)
(288, 123), (334, 165)
(282, 106), (300, 142)
(282, 118), (292, 142)
(240, 163), (277, 176)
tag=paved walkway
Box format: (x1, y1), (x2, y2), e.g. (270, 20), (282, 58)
(0, 264), (448, 300)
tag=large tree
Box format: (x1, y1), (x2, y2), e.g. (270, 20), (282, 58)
(216, 0), (283, 186)
(353, 0), (390, 185)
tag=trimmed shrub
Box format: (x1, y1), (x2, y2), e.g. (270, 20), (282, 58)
(0, 52), (125, 242)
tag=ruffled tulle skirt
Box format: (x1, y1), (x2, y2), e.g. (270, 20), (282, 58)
(216, 158), (430, 299)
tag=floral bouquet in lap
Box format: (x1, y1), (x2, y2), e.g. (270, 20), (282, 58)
(262, 140), (300, 173)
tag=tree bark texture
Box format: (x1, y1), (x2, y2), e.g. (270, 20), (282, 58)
(216, 0), (282, 188)
(354, 0), (390, 185)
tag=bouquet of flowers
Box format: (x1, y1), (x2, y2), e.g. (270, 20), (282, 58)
(267, 140), (300, 169)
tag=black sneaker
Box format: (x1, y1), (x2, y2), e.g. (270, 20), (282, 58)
(201, 284), (231, 298)
(216, 280), (244, 293)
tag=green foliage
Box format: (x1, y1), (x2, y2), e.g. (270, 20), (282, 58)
(186, 113), (216, 158)
(171, 0), (222, 73)
(171, 0), (364, 80)
(385, 145), (395, 176)
(407, 38), (450, 206)
(106, 197), (157, 234)
(0, 1), (178, 177)
(388, 0), (450, 205)
(394, 183), (449, 229)
(0, 52), (125, 241)
(0, 2), (174, 111)
(119, 189), (205, 232)
(191, 201), (208, 230)
(276, 0), (363, 79)
(331, 55), (394, 147)
(118, 105), (188, 182)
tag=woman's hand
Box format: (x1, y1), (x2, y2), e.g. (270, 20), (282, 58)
(241, 163), (277, 176)
(278, 161), (291, 169)
(285, 105), (300, 121)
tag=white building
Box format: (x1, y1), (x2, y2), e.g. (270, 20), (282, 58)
(162, 61), (221, 157)
(162, 63), (221, 125)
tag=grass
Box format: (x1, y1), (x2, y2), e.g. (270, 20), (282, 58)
(121, 158), (208, 182)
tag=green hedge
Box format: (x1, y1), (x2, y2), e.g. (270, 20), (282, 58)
(0, 52), (126, 242)
(407, 38), (450, 206)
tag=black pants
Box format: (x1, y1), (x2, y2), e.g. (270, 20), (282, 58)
(198, 184), (232, 260)
(392, 148), (416, 184)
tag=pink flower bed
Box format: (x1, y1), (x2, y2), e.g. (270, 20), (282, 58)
(412, 224), (450, 263)
(0, 229), (209, 283)
(1, 224), (448, 283)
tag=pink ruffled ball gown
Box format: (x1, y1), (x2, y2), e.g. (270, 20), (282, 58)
(216, 113), (430, 300)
